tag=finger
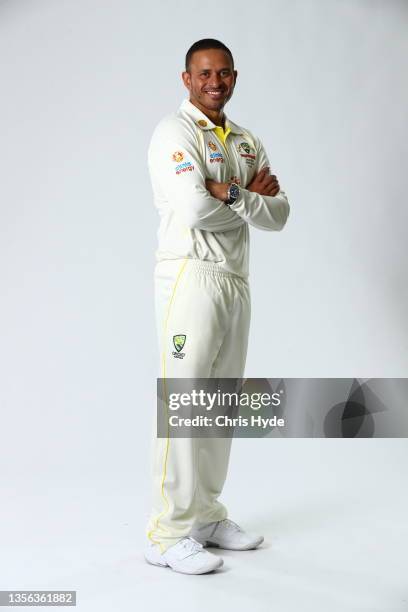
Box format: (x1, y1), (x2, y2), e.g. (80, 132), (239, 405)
(263, 177), (278, 188)
(264, 182), (280, 195)
(261, 175), (276, 188)
(257, 166), (269, 179)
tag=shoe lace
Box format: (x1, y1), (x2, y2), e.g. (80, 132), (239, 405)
(179, 536), (204, 556)
(218, 519), (242, 532)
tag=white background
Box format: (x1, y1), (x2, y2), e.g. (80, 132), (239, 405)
(0, 0), (407, 610)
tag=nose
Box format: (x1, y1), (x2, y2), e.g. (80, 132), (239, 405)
(208, 73), (223, 88)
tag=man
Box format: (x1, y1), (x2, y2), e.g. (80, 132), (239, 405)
(145, 39), (290, 575)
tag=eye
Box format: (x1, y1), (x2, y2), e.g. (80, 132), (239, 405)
(220, 70), (231, 77)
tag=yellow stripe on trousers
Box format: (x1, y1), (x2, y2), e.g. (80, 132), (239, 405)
(147, 258), (189, 552)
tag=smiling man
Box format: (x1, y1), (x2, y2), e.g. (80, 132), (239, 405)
(145, 39), (290, 575)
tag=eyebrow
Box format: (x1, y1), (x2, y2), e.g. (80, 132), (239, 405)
(198, 67), (232, 72)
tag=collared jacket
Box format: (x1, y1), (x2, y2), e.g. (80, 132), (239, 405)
(148, 98), (290, 278)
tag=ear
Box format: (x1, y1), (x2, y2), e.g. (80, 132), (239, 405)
(182, 71), (191, 90)
(233, 70), (238, 85)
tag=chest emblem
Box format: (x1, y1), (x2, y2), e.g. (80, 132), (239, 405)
(208, 141), (217, 151)
(238, 142), (251, 154)
(237, 141), (256, 167)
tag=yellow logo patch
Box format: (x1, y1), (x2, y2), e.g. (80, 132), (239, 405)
(172, 151), (184, 162)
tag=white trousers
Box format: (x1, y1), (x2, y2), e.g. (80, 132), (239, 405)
(146, 259), (251, 552)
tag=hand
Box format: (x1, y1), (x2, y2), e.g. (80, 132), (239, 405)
(205, 179), (230, 202)
(247, 167), (280, 196)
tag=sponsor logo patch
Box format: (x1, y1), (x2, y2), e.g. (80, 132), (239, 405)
(172, 150), (194, 174)
(172, 151), (184, 162)
(209, 152), (224, 164)
(175, 161), (195, 175)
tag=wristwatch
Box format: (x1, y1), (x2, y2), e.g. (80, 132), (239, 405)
(225, 182), (240, 206)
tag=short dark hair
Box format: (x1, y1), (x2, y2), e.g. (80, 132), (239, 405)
(185, 39), (234, 71)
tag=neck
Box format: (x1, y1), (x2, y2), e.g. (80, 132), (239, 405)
(189, 98), (225, 127)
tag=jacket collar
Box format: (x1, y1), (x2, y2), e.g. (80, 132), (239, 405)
(179, 98), (244, 135)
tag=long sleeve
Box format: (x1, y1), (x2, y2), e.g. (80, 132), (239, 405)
(229, 134), (290, 231)
(148, 118), (245, 233)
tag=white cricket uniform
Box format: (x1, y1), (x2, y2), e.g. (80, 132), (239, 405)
(146, 98), (290, 552)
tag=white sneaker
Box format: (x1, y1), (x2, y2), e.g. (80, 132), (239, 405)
(144, 536), (224, 575)
(190, 518), (264, 551)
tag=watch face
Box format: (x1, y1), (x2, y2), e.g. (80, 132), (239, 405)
(229, 184), (240, 200)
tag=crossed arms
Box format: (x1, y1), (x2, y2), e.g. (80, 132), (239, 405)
(148, 119), (290, 233)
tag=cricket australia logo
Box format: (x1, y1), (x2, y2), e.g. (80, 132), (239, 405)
(237, 141), (256, 167)
(238, 142), (251, 154)
(172, 334), (186, 359)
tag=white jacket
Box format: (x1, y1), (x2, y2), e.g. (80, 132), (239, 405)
(148, 98), (290, 278)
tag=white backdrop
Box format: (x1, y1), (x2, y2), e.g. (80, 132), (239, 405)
(1, 1), (407, 610)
